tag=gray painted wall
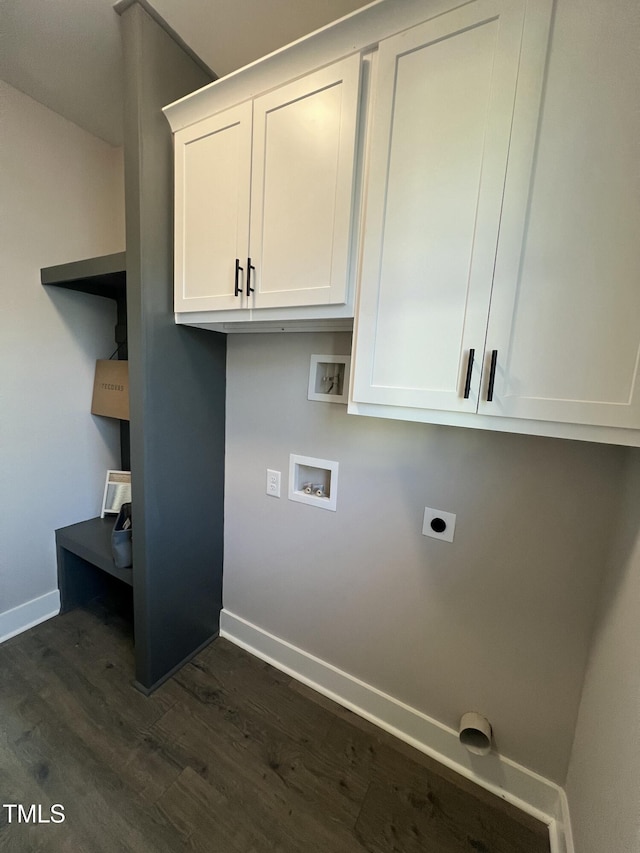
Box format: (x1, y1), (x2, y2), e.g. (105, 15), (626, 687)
(0, 80), (125, 620)
(224, 331), (626, 784)
(565, 448), (640, 853)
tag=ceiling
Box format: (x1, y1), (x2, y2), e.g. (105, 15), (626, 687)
(0, 0), (372, 147)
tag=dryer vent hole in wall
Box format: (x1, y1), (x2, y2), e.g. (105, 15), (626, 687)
(422, 507), (456, 542)
(459, 712), (493, 756)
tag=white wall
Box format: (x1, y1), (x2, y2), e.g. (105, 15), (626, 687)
(223, 0), (640, 787)
(565, 448), (640, 853)
(0, 81), (125, 625)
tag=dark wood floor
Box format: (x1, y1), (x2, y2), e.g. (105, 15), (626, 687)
(0, 600), (551, 852)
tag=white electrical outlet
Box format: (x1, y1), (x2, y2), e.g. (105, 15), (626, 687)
(422, 507), (456, 542)
(266, 469), (281, 498)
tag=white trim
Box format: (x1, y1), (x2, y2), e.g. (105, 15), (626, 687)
(553, 788), (576, 853)
(220, 609), (572, 853)
(163, 0), (477, 133)
(175, 316), (355, 332)
(0, 590), (60, 644)
(348, 398), (640, 448)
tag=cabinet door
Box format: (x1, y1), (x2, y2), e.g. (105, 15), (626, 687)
(248, 55), (361, 310)
(351, 0), (526, 413)
(479, 24), (640, 433)
(174, 102), (252, 312)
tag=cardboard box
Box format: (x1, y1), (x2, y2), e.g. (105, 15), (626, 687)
(91, 360), (130, 420)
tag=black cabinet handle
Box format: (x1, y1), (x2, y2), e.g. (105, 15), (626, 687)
(463, 348), (475, 399)
(234, 258), (243, 297)
(487, 350), (498, 402)
(247, 257), (255, 296)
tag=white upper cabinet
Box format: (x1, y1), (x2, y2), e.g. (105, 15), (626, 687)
(172, 55), (361, 321)
(352, 0), (527, 414)
(175, 102), (251, 313)
(249, 58), (361, 310)
(166, 0), (640, 443)
(351, 0), (640, 442)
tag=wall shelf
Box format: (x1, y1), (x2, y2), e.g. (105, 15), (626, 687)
(41, 252), (130, 470)
(43, 255), (133, 620)
(41, 252), (126, 300)
(56, 516), (133, 588)
(55, 517), (134, 632)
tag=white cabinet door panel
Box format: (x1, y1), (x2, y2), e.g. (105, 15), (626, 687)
(479, 0), (640, 429)
(480, 273), (640, 427)
(250, 55), (361, 309)
(352, 0), (525, 412)
(175, 102), (252, 312)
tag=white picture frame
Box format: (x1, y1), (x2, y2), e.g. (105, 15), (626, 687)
(101, 470), (132, 518)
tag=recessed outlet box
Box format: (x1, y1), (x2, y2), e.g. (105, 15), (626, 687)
(422, 507), (456, 542)
(308, 354), (351, 404)
(289, 454), (338, 511)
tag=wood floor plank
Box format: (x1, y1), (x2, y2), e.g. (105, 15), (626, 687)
(0, 731), (56, 853)
(0, 608), (551, 853)
(157, 753), (368, 853)
(296, 680), (550, 841)
(152, 700), (373, 852)
(0, 683), (131, 852)
(184, 642), (333, 740)
(24, 617), (162, 728)
(155, 766), (258, 853)
(3, 637), (183, 806)
(36, 606), (181, 716)
(199, 636), (292, 689)
(0, 656), (189, 852)
(165, 658), (370, 823)
(354, 775), (551, 853)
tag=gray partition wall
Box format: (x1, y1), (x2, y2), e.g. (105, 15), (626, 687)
(116, 0), (226, 692)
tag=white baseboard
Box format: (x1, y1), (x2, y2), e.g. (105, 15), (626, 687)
(0, 590), (60, 644)
(220, 609), (574, 853)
